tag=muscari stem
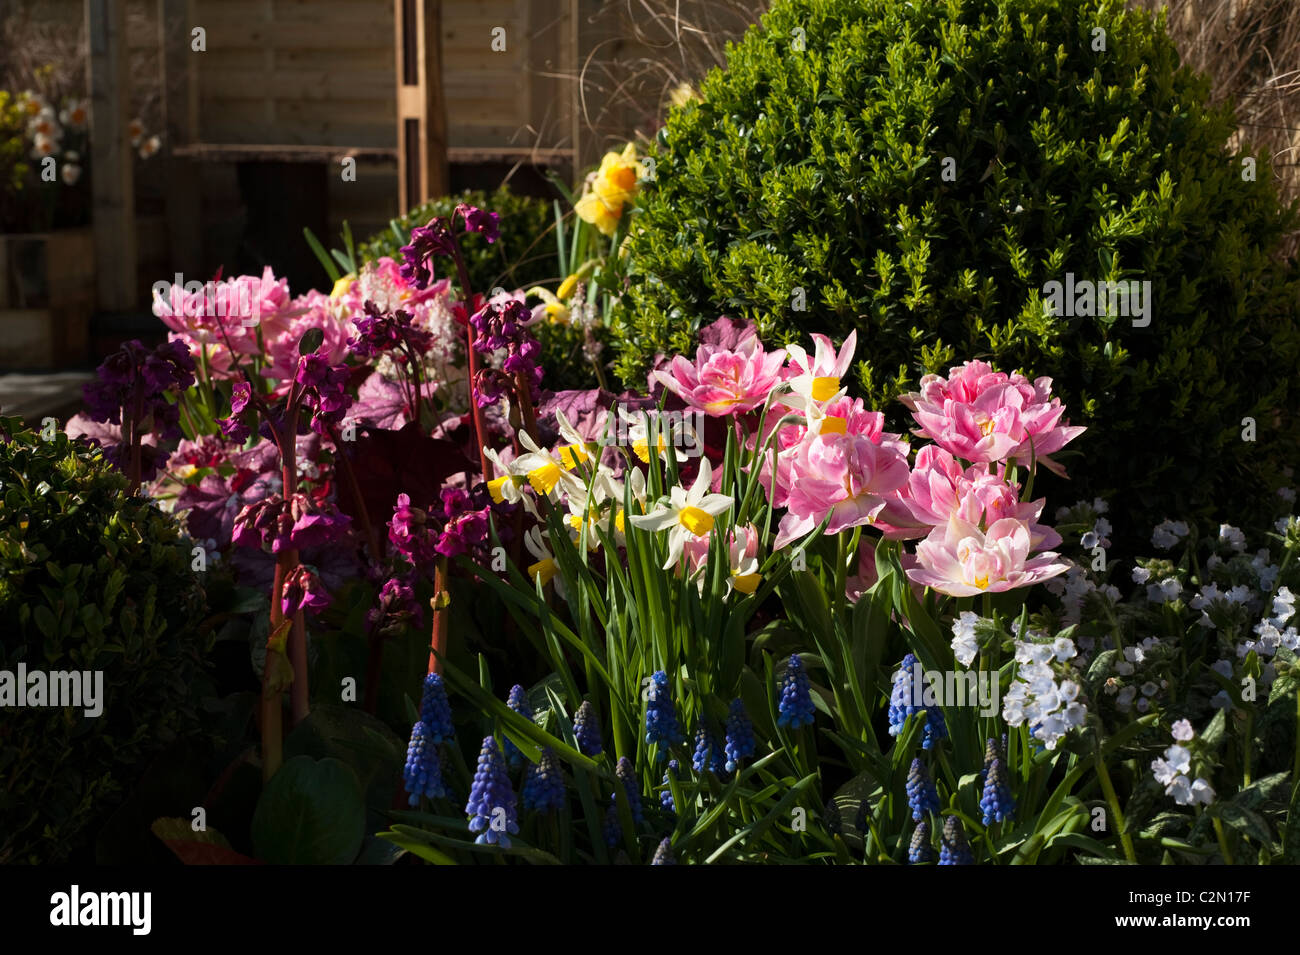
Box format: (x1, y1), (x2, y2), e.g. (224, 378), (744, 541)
(1094, 749), (1137, 863)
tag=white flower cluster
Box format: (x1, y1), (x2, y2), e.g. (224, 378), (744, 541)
(950, 610), (982, 667)
(1106, 637), (1166, 712)
(1002, 638), (1086, 750)
(1237, 585), (1299, 663)
(1187, 582), (1252, 628)
(1218, 524), (1247, 553)
(1044, 565), (1120, 625)
(1151, 519), (1190, 550)
(1145, 577), (1182, 604)
(1081, 515), (1112, 551)
(1151, 720), (1214, 806)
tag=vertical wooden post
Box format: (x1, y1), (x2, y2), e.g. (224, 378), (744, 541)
(87, 0), (137, 310)
(395, 0), (450, 211)
(158, 0), (202, 279)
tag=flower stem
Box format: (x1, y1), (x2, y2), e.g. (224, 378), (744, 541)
(1212, 816), (1235, 864)
(452, 251), (493, 480)
(428, 557), (450, 676)
(1094, 750), (1136, 862)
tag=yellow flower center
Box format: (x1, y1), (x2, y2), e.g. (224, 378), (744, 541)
(820, 415), (848, 435)
(557, 274), (579, 300)
(558, 444), (588, 469)
(811, 376), (840, 402)
(631, 435), (668, 463)
(528, 461), (563, 495)
(978, 416), (996, 437)
(732, 572), (761, 595)
(528, 558), (557, 585)
(678, 506), (714, 536)
(615, 509), (626, 533)
(486, 476), (510, 503)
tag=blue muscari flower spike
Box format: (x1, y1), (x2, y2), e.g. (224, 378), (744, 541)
(888, 653), (948, 750)
(939, 815), (974, 865)
(692, 722), (723, 773)
(651, 837), (676, 865)
(603, 803), (622, 847)
(908, 821), (934, 864)
(503, 685), (534, 769)
(777, 654), (815, 729)
(980, 738), (1015, 825)
(418, 672), (454, 743)
(645, 670), (684, 755)
(905, 758), (940, 821)
(522, 747), (565, 813)
(465, 736), (519, 847)
(573, 700), (603, 756)
(661, 759), (679, 812)
(724, 699), (755, 772)
(613, 756), (644, 825)
(403, 720), (446, 806)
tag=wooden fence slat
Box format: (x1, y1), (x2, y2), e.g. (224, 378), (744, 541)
(88, 0), (138, 310)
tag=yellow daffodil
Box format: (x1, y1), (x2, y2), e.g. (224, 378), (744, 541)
(331, 274), (355, 300)
(574, 143), (640, 237)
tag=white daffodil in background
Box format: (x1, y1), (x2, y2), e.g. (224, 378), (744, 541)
(682, 523), (763, 597)
(512, 429), (584, 499)
(554, 409), (601, 471)
(781, 330), (856, 411)
(523, 526), (566, 599)
(483, 444), (537, 515)
(629, 459), (735, 570)
(561, 466), (621, 551)
(619, 406), (698, 464)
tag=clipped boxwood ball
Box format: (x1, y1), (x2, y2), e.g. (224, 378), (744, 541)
(615, 0), (1300, 541)
(0, 417), (210, 863)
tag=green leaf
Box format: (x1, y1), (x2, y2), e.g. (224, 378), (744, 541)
(298, 327), (325, 355)
(251, 756), (366, 864)
(303, 227), (342, 284)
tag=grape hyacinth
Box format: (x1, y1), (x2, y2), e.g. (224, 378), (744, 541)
(465, 736), (519, 847)
(939, 816), (974, 865)
(651, 838), (677, 865)
(614, 756), (644, 825)
(661, 760), (679, 813)
(980, 738), (1015, 825)
(573, 700), (603, 756)
(419, 673), (454, 743)
(402, 720), (446, 806)
(692, 723), (723, 774)
(777, 654), (815, 729)
(888, 653), (949, 750)
(905, 758), (941, 821)
(645, 670), (685, 756)
(908, 821), (934, 864)
(521, 748), (565, 813)
(503, 684), (534, 770)
(724, 699), (755, 772)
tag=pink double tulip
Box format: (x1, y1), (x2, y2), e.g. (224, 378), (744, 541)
(772, 426), (911, 549)
(908, 514), (1070, 597)
(881, 445), (1061, 549)
(899, 361), (1084, 474)
(653, 328), (786, 416)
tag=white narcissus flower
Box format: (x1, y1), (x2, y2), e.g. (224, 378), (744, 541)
(483, 444), (535, 513)
(628, 458), (735, 570)
(619, 406), (698, 464)
(523, 526), (565, 600)
(780, 330), (856, 411)
(511, 429), (585, 499)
